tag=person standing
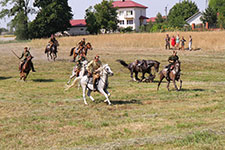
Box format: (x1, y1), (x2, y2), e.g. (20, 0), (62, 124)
(189, 35), (192, 51)
(165, 34), (170, 50)
(181, 36), (186, 50)
(171, 35), (176, 49)
(176, 34), (180, 50)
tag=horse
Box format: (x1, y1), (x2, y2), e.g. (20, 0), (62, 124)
(157, 60), (182, 91)
(45, 41), (59, 61)
(67, 60), (88, 85)
(117, 59), (160, 82)
(65, 64), (114, 105)
(70, 42), (93, 62)
(20, 56), (33, 81)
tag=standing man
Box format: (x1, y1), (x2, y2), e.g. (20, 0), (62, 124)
(87, 55), (102, 91)
(165, 34), (170, 50)
(19, 47), (36, 72)
(189, 35), (192, 51)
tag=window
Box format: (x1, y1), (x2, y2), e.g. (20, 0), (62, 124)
(80, 28), (84, 31)
(119, 20), (125, 25)
(126, 10), (133, 16)
(119, 11), (124, 16)
(127, 20), (133, 25)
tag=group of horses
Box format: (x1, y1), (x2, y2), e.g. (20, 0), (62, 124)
(19, 40), (182, 105)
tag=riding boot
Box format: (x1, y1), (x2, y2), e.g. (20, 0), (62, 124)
(31, 62), (36, 72)
(166, 70), (170, 80)
(93, 78), (97, 91)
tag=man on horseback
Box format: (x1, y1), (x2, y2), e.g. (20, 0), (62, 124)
(75, 52), (87, 77)
(76, 38), (86, 54)
(49, 34), (58, 52)
(87, 55), (102, 91)
(165, 51), (179, 80)
(19, 47), (36, 72)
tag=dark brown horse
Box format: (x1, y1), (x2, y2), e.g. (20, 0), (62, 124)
(117, 59), (160, 82)
(20, 56), (33, 81)
(45, 41), (59, 61)
(70, 42), (93, 62)
(157, 60), (182, 91)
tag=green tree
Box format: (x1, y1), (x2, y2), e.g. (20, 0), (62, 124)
(0, 0), (35, 40)
(201, 6), (217, 27)
(29, 0), (73, 38)
(155, 12), (165, 24)
(209, 0), (225, 28)
(85, 0), (118, 34)
(168, 0), (199, 27)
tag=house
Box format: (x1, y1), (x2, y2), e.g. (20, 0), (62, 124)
(147, 16), (166, 23)
(67, 19), (89, 36)
(112, 0), (148, 31)
(185, 12), (203, 26)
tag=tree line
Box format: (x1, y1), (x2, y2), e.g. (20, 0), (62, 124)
(0, 0), (224, 40)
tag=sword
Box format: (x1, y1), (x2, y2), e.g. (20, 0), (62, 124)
(11, 50), (20, 59)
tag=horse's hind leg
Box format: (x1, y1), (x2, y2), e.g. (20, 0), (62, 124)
(179, 79), (182, 91)
(104, 89), (111, 98)
(167, 80), (171, 91)
(172, 79), (179, 91)
(157, 74), (164, 91)
(82, 87), (88, 105)
(87, 89), (95, 102)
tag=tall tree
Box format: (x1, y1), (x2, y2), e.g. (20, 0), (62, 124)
(155, 12), (165, 24)
(29, 0), (73, 38)
(0, 0), (34, 40)
(85, 0), (118, 34)
(201, 6), (217, 27)
(168, 0), (199, 27)
(209, 0), (225, 28)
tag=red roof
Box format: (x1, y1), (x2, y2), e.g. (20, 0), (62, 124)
(70, 19), (86, 27)
(113, 0), (148, 9)
(147, 16), (166, 23)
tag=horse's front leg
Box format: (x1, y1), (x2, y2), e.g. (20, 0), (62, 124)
(173, 79), (179, 91)
(99, 89), (111, 105)
(104, 89), (111, 98)
(87, 89), (95, 102)
(141, 72), (146, 81)
(167, 80), (171, 91)
(82, 87), (88, 105)
(67, 71), (76, 85)
(130, 69), (136, 81)
(135, 72), (140, 81)
(73, 53), (77, 62)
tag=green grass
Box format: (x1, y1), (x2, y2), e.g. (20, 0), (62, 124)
(0, 38), (225, 149)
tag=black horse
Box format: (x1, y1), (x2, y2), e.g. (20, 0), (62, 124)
(117, 59), (160, 82)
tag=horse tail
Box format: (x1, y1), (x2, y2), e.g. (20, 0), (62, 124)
(65, 76), (82, 91)
(70, 47), (75, 56)
(116, 59), (128, 68)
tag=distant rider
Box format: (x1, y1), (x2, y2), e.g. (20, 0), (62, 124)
(87, 55), (102, 91)
(19, 47), (36, 72)
(49, 34), (59, 52)
(165, 51), (179, 80)
(75, 52), (87, 77)
(76, 38), (86, 54)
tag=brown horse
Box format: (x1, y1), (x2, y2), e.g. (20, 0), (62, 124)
(45, 41), (59, 61)
(70, 42), (93, 62)
(157, 60), (182, 91)
(20, 56), (33, 81)
(117, 59), (160, 82)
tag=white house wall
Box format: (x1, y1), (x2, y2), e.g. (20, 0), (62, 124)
(117, 7), (147, 31)
(67, 27), (88, 36)
(186, 14), (203, 25)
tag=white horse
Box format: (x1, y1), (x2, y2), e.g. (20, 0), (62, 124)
(65, 64), (114, 105)
(67, 60), (88, 85)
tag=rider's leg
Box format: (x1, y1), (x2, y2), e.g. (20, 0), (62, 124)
(31, 61), (36, 72)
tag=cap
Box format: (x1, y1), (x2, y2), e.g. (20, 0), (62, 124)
(95, 55), (99, 59)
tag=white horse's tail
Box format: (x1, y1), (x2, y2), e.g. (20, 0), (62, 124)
(65, 76), (82, 91)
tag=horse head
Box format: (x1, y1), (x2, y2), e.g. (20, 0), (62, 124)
(174, 60), (181, 73)
(86, 42), (93, 50)
(154, 61), (160, 72)
(103, 64), (114, 76)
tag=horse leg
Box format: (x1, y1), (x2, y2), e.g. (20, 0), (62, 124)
(67, 72), (76, 85)
(173, 79), (179, 91)
(82, 87), (88, 105)
(99, 89), (111, 105)
(130, 70), (136, 81)
(167, 80), (171, 91)
(73, 53), (77, 62)
(179, 79), (182, 91)
(157, 74), (165, 91)
(87, 89), (95, 102)
(135, 72), (140, 81)
(104, 89), (111, 98)
(141, 72), (146, 81)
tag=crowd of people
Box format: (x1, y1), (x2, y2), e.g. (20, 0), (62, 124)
(165, 34), (192, 51)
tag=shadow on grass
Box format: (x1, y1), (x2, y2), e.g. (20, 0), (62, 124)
(32, 79), (55, 82)
(180, 88), (205, 92)
(110, 99), (142, 105)
(0, 76), (12, 80)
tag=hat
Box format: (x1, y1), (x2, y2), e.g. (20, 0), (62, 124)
(24, 47), (28, 49)
(173, 50), (177, 54)
(95, 55), (99, 59)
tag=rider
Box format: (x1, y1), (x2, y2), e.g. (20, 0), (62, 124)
(76, 38), (86, 54)
(49, 34), (58, 52)
(165, 50), (179, 80)
(19, 47), (36, 72)
(87, 55), (102, 91)
(75, 52), (87, 77)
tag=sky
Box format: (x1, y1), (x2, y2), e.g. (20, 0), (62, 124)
(0, 0), (207, 29)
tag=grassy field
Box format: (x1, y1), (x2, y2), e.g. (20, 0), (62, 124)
(0, 31), (225, 149)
